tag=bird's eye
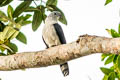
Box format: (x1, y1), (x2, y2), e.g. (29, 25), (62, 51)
(54, 13), (57, 15)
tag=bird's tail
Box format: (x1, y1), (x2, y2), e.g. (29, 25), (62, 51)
(60, 62), (69, 77)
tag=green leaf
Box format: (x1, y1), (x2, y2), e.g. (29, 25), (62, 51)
(40, 5), (46, 23)
(0, 44), (5, 52)
(42, 13), (47, 23)
(48, 5), (67, 25)
(0, 44), (13, 52)
(15, 14), (32, 22)
(10, 30), (19, 40)
(0, 0), (13, 7)
(0, 32), (5, 43)
(0, 0), (4, 5)
(113, 55), (118, 63)
(100, 67), (114, 75)
(117, 55), (120, 70)
(7, 5), (14, 19)
(22, 20), (32, 26)
(7, 42), (18, 52)
(15, 15), (25, 23)
(16, 32), (27, 44)
(8, 24), (21, 40)
(0, 52), (6, 56)
(118, 23), (120, 34)
(23, 14), (32, 21)
(3, 26), (16, 40)
(116, 73), (120, 79)
(46, 0), (58, 6)
(101, 53), (110, 61)
(25, 6), (38, 12)
(103, 75), (108, 80)
(0, 21), (5, 32)
(0, 10), (8, 22)
(105, 0), (112, 5)
(32, 11), (42, 31)
(111, 29), (120, 38)
(13, 1), (32, 18)
(15, 14), (32, 26)
(106, 29), (111, 35)
(36, 5), (46, 23)
(0, 10), (15, 23)
(108, 72), (115, 80)
(105, 54), (114, 65)
(110, 66), (114, 70)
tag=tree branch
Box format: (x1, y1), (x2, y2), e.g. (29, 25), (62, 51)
(0, 34), (119, 71)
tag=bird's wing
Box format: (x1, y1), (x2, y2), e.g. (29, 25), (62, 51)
(53, 23), (66, 44)
(53, 23), (69, 76)
(42, 36), (49, 48)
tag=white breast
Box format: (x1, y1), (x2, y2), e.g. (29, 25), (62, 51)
(42, 24), (61, 47)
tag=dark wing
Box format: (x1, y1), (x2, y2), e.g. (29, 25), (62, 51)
(42, 36), (49, 49)
(53, 23), (66, 44)
(53, 23), (69, 76)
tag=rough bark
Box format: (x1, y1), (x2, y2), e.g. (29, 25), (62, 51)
(0, 34), (120, 71)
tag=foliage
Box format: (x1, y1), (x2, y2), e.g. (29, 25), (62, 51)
(0, 0), (13, 7)
(16, 32), (27, 44)
(28, 0), (67, 31)
(0, 0), (67, 55)
(105, 0), (112, 5)
(101, 23), (120, 80)
(0, 0), (33, 55)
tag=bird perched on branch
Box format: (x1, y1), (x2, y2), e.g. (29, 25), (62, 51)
(42, 11), (69, 77)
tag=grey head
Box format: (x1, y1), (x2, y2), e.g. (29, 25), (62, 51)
(48, 11), (61, 20)
(45, 11), (61, 24)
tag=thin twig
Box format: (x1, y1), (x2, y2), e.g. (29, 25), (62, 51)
(33, 1), (38, 7)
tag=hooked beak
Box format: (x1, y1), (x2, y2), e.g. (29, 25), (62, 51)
(58, 13), (62, 20)
(59, 13), (62, 18)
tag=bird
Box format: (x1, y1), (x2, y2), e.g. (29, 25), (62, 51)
(42, 11), (69, 77)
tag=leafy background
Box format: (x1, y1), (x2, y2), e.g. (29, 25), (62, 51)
(0, 0), (67, 55)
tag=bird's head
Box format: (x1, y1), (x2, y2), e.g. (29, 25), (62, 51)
(48, 11), (61, 20)
(45, 11), (61, 24)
